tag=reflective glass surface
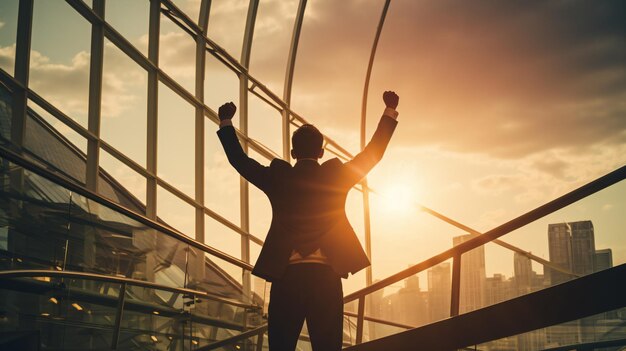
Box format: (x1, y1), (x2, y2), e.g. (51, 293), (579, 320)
(0, 0), (19, 76)
(30, 1), (91, 127)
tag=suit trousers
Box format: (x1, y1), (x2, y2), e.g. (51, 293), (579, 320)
(268, 263), (343, 351)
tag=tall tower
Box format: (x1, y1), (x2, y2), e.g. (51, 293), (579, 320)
(427, 262), (451, 322)
(514, 252), (533, 295)
(594, 248), (613, 272)
(547, 223), (573, 285)
(570, 221), (595, 275)
(453, 234), (485, 313)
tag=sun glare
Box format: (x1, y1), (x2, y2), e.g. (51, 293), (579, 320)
(379, 184), (417, 214)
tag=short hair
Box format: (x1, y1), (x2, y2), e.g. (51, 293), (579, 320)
(292, 124), (323, 159)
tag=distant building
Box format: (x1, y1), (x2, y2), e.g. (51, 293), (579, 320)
(484, 273), (511, 306)
(382, 274), (429, 327)
(547, 220), (604, 345)
(513, 252), (533, 296)
(547, 222), (574, 285)
(594, 248), (613, 272)
(453, 234), (486, 313)
(570, 221), (596, 276)
(427, 262), (451, 322)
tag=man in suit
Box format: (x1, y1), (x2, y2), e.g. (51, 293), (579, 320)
(217, 91), (399, 350)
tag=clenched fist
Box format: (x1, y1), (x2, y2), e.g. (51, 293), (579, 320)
(218, 102), (237, 121)
(383, 91), (399, 109)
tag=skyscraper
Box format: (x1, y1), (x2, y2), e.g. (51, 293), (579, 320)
(547, 220), (598, 345)
(570, 221), (595, 275)
(427, 262), (451, 322)
(548, 223), (573, 285)
(594, 248), (612, 272)
(453, 234), (486, 313)
(514, 252), (533, 296)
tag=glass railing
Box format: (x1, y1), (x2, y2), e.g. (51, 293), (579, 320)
(0, 270), (260, 350)
(0, 148), (272, 349)
(341, 165), (626, 347)
(472, 307), (626, 351)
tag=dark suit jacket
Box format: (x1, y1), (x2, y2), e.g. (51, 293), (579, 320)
(217, 115), (397, 281)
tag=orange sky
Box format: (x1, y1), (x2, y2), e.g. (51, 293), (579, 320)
(0, 0), (624, 295)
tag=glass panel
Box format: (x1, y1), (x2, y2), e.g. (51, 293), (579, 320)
(352, 259), (453, 343)
(101, 39), (148, 166)
(248, 92), (283, 156)
(157, 186), (195, 238)
(458, 234), (487, 314)
(159, 13), (195, 93)
(251, 273), (269, 315)
(248, 0), (299, 96)
(205, 119), (241, 224)
(118, 284), (188, 350)
(369, 189), (469, 282)
(25, 100), (88, 185)
(98, 148), (147, 207)
(105, 0), (150, 56)
(0, 0), (19, 76)
(0, 277), (119, 349)
(205, 214), (241, 259)
(0, 163), (71, 271)
(170, 0), (201, 23)
(200, 252), (245, 300)
(204, 52), (239, 116)
(27, 99), (87, 153)
(474, 308), (626, 351)
(157, 82), (195, 196)
(460, 179), (625, 313)
(248, 149), (272, 241)
(0, 81), (12, 143)
(30, 1), (91, 127)
(206, 0), (249, 59)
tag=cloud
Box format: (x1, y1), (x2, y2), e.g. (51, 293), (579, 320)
(277, 0), (626, 159)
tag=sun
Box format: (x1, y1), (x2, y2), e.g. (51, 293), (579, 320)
(378, 184), (417, 214)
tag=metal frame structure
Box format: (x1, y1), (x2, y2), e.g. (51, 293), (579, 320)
(2, 0), (625, 349)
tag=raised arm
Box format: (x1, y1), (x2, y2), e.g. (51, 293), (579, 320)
(216, 102), (270, 190)
(343, 91), (399, 186)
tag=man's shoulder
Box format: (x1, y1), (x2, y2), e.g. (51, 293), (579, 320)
(321, 158), (343, 169)
(270, 158), (292, 170)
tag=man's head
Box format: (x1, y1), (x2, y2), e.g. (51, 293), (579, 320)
(291, 124), (324, 160)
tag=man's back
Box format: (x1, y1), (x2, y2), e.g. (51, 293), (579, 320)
(217, 114), (397, 281)
(216, 91), (400, 351)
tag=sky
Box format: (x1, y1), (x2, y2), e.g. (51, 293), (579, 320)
(0, 0), (624, 296)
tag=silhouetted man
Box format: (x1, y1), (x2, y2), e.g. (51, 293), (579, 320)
(217, 91), (399, 351)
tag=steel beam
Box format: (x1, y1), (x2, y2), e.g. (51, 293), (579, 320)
(281, 0), (308, 162)
(86, 0), (105, 192)
(146, 0), (160, 220)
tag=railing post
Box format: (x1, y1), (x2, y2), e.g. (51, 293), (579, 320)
(255, 331), (264, 351)
(356, 296), (366, 344)
(450, 254), (461, 317)
(111, 282), (127, 349)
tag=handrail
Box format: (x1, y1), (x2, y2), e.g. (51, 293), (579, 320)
(346, 264), (626, 350)
(0, 270), (258, 310)
(344, 164), (626, 304)
(0, 145), (253, 272)
(366, 187), (581, 279)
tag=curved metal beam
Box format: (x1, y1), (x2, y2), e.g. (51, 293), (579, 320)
(282, 0), (308, 161)
(360, 0), (392, 288)
(0, 269), (259, 309)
